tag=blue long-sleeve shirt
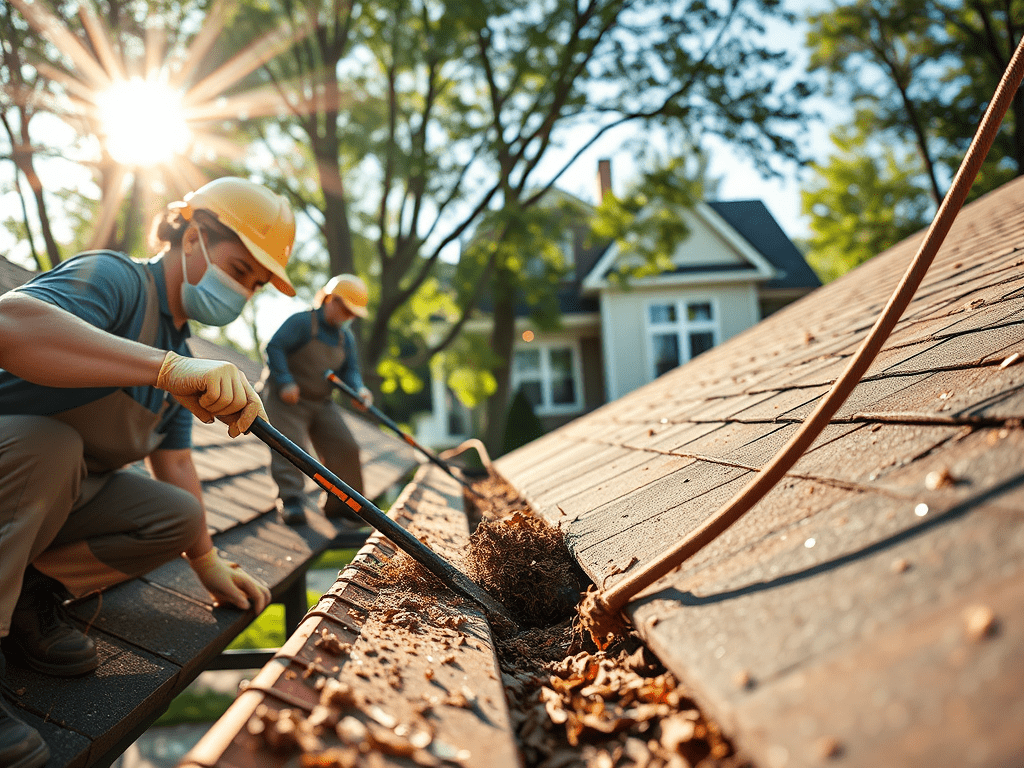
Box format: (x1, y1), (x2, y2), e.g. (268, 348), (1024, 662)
(264, 307), (364, 392)
(0, 252), (192, 449)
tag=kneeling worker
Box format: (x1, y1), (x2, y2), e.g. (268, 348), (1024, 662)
(0, 177), (296, 768)
(261, 274), (372, 525)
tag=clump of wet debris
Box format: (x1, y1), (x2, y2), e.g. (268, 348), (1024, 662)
(469, 509), (589, 627)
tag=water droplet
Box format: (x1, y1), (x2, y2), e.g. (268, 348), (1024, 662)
(915, 503), (929, 517)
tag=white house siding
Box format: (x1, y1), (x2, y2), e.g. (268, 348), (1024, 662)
(669, 207), (750, 268)
(601, 282), (760, 401)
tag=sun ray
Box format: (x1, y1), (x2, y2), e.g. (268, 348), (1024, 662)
(189, 132), (250, 162)
(6, 0), (111, 91)
(77, 3), (125, 83)
(162, 159), (214, 200)
(144, 20), (167, 81)
(166, 0), (231, 91)
(185, 20), (313, 107)
(87, 164), (131, 250)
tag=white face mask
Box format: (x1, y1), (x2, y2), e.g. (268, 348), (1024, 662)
(179, 228), (254, 326)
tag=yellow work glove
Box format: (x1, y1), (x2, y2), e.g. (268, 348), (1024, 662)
(156, 351), (266, 437)
(189, 549), (271, 614)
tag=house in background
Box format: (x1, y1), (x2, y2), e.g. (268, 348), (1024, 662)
(415, 159), (821, 448)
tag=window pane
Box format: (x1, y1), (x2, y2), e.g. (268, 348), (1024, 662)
(689, 331), (714, 357)
(549, 348), (572, 376)
(520, 381), (543, 408)
(687, 302), (713, 322)
(514, 349), (541, 374)
(551, 377), (576, 404)
(649, 303), (676, 324)
(653, 334), (680, 376)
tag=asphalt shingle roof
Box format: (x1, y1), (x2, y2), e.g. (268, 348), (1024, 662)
(496, 176), (1024, 767)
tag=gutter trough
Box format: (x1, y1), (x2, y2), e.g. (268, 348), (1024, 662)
(180, 466), (521, 768)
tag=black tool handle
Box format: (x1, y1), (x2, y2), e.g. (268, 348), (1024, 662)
(325, 372), (480, 494)
(248, 417), (511, 624)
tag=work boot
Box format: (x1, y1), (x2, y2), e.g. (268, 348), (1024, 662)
(7, 567), (97, 677)
(0, 652), (49, 768)
(278, 496), (306, 526)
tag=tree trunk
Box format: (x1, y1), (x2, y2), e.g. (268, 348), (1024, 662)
(13, 151), (62, 267)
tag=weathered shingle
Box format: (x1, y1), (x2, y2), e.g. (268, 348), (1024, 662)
(496, 176), (1024, 768)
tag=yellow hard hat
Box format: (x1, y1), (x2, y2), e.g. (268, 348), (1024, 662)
(171, 177), (296, 297)
(324, 274), (369, 317)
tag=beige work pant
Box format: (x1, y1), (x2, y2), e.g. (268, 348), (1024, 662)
(0, 415), (204, 638)
(264, 383), (364, 516)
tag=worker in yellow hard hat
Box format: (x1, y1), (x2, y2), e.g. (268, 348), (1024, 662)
(260, 274), (372, 526)
(0, 177), (294, 768)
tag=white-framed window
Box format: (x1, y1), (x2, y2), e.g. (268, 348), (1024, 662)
(646, 298), (718, 377)
(511, 342), (583, 415)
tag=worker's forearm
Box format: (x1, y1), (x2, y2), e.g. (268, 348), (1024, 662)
(0, 293), (165, 388)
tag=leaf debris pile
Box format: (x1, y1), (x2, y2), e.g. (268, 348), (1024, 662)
(465, 472), (749, 768)
(498, 631), (749, 768)
(469, 509), (588, 628)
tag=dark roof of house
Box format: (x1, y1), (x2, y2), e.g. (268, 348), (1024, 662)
(706, 199), (822, 290)
(494, 175), (1024, 767)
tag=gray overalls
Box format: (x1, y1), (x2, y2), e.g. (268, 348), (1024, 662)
(0, 270), (203, 638)
(263, 311), (363, 514)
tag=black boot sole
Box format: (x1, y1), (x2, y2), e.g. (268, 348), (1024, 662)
(5, 639), (98, 678)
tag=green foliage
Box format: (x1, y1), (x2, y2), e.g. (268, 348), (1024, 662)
(378, 357), (424, 396)
(502, 387), (545, 453)
(804, 0), (1024, 280)
(310, 548), (360, 570)
(435, 338), (499, 408)
(227, 603), (288, 650)
(801, 124), (932, 282)
(154, 687), (237, 727)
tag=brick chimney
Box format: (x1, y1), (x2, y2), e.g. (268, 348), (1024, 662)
(597, 158), (612, 202)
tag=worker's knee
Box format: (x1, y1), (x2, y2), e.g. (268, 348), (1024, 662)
(162, 486), (206, 553)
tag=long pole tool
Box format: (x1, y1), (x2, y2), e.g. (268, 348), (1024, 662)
(325, 372), (486, 499)
(249, 417), (515, 626)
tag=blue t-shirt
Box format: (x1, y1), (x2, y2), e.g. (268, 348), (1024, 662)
(0, 251), (193, 450)
(264, 306), (364, 391)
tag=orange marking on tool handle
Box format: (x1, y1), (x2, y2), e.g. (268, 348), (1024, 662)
(314, 473), (362, 512)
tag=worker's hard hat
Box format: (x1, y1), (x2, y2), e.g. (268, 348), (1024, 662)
(170, 177), (296, 297)
(324, 274), (369, 317)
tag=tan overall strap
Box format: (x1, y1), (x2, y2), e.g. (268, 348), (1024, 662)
(284, 310), (347, 401)
(50, 260), (168, 473)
